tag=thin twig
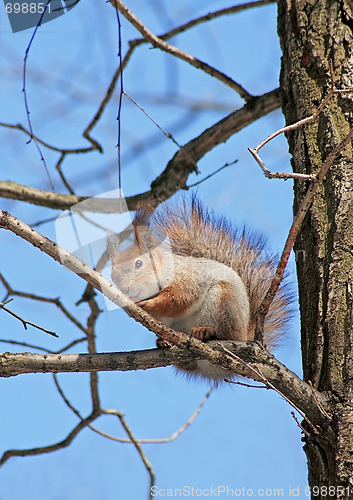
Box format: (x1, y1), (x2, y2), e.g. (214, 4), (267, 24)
(55, 337), (87, 354)
(308, 380), (332, 421)
(86, 295), (101, 411)
(88, 388), (213, 443)
(53, 373), (83, 420)
(116, 8), (124, 192)
(0, 299), (58, 338)
(291, 411), (311, 438)
(187, 160), (238, 188)
(256, 124), (353, 340)
(122, 91), (200, 174)
(249, 61), (353, 181)
(0, 272), (87, 333)
(130, 1), (276, 47)
(248, 148), (317, 181)
(22, 0), (53, 189)
(55, 153), (75, 194)
(251, 115), (317, 155)
(0, 122), (96, 155)
(0, 338), (53, 353)
(82, 46), (134, 152)
(218, 343), (320, 435)
(103, 409), (156, 492)
(0, 410), (101, 466)
(123, 91), (183, 149)
(31, 215), (59, 228)
(224, 378), (268, 388)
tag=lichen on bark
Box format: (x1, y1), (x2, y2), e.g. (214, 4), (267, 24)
(278, 0), (353, 489)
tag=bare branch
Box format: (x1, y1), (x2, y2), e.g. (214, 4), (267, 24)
(0, 210), (331, 424)
(86, 294), (101, 411)
(249, 61), (353, 181)
(187, 159), (238, 188)
(130, 1), (276, 46)
(0, 341), (330, 425)
(0, 410), (101, 467)
(256, 125), (353, 340)
(148, 88), (280, 199)
(0, 299), (58, 338)
(104, 409), (156, 491)
(219, 343), (321, 435)
(0, 88), (280, 211)
(248, 148), (317, 181)
(0, 338), (54, 353)
(0, 272), (87, 333)
(0, 122), (96, 155)
(0, 182), (127, 212)
(0, 348), (189, 377)
(110, 0), (253, 101)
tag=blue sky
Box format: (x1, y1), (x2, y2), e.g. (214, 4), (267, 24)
(0, 1), (309, 498)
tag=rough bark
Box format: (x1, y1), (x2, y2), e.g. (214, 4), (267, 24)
(278, 0), (353, 494)
(0, 89), (280, 212)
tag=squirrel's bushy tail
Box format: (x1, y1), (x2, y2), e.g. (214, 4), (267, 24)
(146, 196), (292, 350)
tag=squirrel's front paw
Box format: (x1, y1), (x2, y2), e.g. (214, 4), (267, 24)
(190, 326), (217, 342)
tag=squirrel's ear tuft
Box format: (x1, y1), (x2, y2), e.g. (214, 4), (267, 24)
(106, 232), (121, 260)
(134, 201), (160, 253)
(134, 202), (154, 228)
(134, 225), (156, 253)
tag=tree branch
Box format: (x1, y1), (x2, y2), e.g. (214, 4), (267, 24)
(0, 88), (280, 211)
(0, 272), (87, 333)
(0, 410), (101, 467)
(0, 122), (96, 154)
(0, 210), (330, 425)
(0, 341), (330, 425)
(256, 125), (353, 339)
(110, 0), (253, 101)
(150, 88), (280, 199)
(0, 299), (58, 337)
(129, 0), (276, 47)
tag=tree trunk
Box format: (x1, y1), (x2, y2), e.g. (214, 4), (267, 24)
(278, 0), (353, 495)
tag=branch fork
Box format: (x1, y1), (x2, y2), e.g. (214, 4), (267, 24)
(253, 62), (353, 342)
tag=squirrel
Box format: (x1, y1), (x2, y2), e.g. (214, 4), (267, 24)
(107, 196), (292, 381)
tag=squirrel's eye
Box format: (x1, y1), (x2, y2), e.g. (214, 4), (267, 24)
(135, 259), (143, 270)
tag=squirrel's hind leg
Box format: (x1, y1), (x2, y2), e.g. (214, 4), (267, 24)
(171, 327), (218, 376)
(155, 326), (216, 348)
(190, 326), (217, 341)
